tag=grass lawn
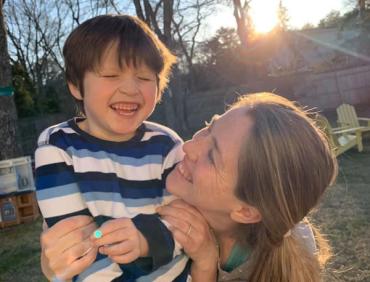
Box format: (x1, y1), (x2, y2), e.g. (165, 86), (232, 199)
(0, 217), (46, 282)
(314, 149), (370, 282)
(0, 146), (369, 281)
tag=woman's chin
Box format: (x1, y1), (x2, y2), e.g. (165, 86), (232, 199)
(166, 167), (189, 197)
(165, 170), (177, 193)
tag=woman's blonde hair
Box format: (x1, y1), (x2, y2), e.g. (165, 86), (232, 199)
(233, 93), (337, 282)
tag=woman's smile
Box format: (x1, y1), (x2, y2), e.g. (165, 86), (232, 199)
(177, 161), (193, 183)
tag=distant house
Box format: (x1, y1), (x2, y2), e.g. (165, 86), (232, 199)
(185, 23), (370, 121)
(268, 26), (370, 76)
(260, 24), (370, 110)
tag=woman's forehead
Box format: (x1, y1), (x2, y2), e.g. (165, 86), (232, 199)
(213, 108), (251, 167)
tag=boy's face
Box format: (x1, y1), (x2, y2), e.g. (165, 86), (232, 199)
(69, 44), (158, 141)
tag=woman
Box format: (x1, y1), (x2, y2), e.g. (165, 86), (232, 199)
(40, 93), (337, 281)
(157, 93), (336, 281)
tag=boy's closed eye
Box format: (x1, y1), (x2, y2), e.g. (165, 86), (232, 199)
(136, 72), (156, 81)
(137, 76), (154, 81)
(99, 73), (120, 79)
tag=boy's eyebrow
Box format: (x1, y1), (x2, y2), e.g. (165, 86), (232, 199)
(208, 115), (224, 168)
(96, 66), (121, 73)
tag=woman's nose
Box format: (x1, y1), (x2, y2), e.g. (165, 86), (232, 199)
(182, 139), (198, 162)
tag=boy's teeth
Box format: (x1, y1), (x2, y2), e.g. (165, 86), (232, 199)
(111, 103), (138, 110)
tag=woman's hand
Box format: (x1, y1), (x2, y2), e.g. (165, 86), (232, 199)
(40, 215), (98, 280)
(157, 199), (218, 280)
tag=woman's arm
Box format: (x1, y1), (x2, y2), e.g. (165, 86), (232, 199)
(40, 215), (97, 280)
(157, 200), (219, 282)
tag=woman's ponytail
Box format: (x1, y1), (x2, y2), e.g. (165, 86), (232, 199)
(232, 93), (337, 282)
(244, 222), (330, 282)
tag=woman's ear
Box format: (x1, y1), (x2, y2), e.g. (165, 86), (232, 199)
(68, 82), (83, 100)
(230, 204), (262, 224)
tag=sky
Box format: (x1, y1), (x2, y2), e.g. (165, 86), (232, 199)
(205, 0), (352, 36)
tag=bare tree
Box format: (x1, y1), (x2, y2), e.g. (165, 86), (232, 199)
(132, 0), (174, 47)
(4, 0), (121, 113)
(0, 0), (21, 159)
(132, 0), (184, 131)
(232, 0), (253, 48)
(277, 0), (289, 31)
(132, 0), (216, 133)
(172, 1), (215, 83)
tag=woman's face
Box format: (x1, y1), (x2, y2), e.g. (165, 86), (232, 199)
(167, 107), (253, 215)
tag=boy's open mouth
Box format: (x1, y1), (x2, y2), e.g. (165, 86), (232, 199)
(110, 102), (139, 116)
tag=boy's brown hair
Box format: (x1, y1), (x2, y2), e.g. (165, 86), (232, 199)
(63, 14), (176, 114)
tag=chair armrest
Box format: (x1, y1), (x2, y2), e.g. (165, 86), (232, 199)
(332, 125), (351, 131)
(337, 121), (351, 128)
(358, 118), (370, 126)
(332, 127), (363, 135)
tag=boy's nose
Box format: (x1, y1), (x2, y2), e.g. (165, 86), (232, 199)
(118, 79), (139, 96)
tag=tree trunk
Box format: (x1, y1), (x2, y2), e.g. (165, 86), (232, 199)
(233, 0), (249, 48)
(0, 1), (21, 160)
(132, 1), (189, 136)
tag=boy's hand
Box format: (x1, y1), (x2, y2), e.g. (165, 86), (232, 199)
(91, 218), (149, 264)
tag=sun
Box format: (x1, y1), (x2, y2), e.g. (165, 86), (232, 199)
(251, 1), (279, 33)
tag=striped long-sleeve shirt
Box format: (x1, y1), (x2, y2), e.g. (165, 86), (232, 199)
(35, 118), (190, 282)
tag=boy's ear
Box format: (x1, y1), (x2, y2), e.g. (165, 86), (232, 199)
(230, 204), (262, 225)
(68, 82), (83, 100)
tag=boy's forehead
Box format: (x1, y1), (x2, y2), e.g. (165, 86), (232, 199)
(96, 42), (151, 71)
(94, 48), (143, 71)
(96, 58), (152, 72)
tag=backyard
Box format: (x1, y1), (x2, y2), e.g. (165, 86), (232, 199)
(0, 141), (369, 282)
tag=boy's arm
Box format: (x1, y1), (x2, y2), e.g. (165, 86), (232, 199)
(35, 143), (91, 227)
(131, 213), (177, 270)
(129, 140), (185, 271)
(35, 144), (121, 279)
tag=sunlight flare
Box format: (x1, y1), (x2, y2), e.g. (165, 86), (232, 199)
(251, 1), (278, 33)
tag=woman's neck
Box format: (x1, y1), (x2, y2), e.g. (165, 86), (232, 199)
(215, 231), (238, 266)
(200, 209), (240, 265)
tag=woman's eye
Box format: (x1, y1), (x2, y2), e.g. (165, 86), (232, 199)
(102, 75), (119, 78)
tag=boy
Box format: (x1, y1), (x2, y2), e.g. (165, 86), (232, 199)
(35, 15), (189, 281)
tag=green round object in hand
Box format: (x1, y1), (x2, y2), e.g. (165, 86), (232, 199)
(94, 229), (103, 239)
